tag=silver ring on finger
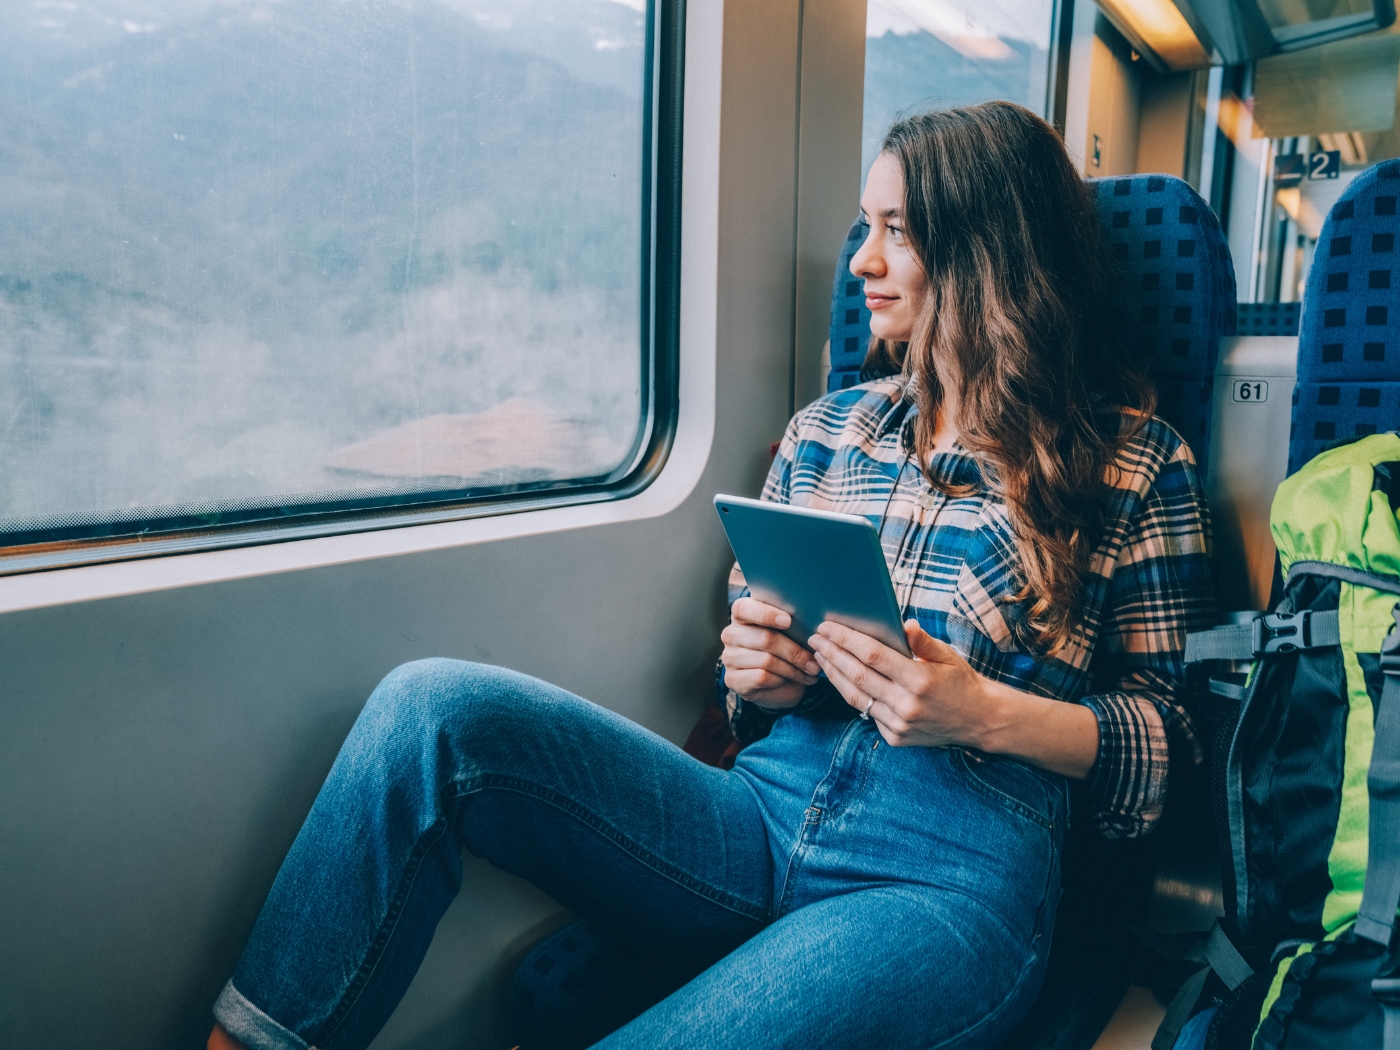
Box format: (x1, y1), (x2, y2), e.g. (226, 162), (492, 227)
(860, 696), (873, 720)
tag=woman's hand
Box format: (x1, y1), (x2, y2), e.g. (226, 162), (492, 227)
(808, 619), (994, 748)
(720, 597), (821, 709)
(808, 618), (1100, 778)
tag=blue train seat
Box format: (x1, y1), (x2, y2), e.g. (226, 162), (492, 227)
(1088, 176), (1237, 475)
(1290, 159), (1400, 475)
(825, 174), (1236, 478)
(827, 222), (874, 390)
(1236, 301), (1301, 337)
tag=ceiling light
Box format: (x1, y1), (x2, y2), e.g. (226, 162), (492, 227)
(1097, 0), (1212, 70)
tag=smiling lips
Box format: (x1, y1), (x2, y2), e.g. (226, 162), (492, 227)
(865, 293), (898, 310)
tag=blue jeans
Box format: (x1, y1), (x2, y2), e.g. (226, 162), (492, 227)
(214, 659), (1067, 1050)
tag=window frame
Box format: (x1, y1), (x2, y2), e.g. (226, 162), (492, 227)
(0, 0), (686, 578)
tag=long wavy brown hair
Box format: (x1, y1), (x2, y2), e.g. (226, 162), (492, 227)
(870, 101), (1154, 656)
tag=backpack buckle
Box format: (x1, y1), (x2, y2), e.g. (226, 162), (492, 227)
(1255, 611), (1316, 654)
(1380, 606), (1400, 675)
(1373, 976), (1400, 1006)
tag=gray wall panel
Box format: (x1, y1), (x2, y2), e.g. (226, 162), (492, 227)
(0, 1), (866, 1047)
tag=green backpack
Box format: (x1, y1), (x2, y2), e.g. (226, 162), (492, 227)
(1158, 433), (1400, 1050)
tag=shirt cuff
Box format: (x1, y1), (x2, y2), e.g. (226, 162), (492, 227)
(1079, 693), (1169, 839)
(715, 662), (844, 745)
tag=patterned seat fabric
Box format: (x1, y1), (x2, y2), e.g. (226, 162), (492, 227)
(826, 175), (1235, 477)
(1236, 301), (1300, 337)
(1290, 159), (1400, 475)
(827, 220), (873, 391)
(1088, 176), (1236, 477)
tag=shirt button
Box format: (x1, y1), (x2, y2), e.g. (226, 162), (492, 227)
(917, 493), (936, 510)
(893, 569), (911, 583)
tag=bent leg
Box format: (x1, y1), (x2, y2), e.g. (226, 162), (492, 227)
(594, 884), (1050, 1050)
(214, 659), (771, 1050)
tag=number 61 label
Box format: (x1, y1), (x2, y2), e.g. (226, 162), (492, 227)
(1232, 380), (1268, 402)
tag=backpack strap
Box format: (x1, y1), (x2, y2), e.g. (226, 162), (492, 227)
(1182, 560), (1400, 665)
(1184, 610), (1340, 663)
(1361, 606), (1400, 1050)
(1376, 967), (1400, 1050)
(1150, 923), (1254, 1050)
(1360, 607), (1400, 948)
(1288, 560), (1400, 596)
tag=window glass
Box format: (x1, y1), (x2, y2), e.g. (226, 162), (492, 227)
(0, 0), (655, 549)
(863, 0), (1057, 177)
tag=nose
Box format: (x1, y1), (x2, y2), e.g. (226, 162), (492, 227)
(849, 226), (883, 280)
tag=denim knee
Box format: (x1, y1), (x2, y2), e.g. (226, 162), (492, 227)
(355, 658), (537, 761)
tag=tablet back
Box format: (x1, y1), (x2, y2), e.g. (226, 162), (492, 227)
(714, 494), (911, 657)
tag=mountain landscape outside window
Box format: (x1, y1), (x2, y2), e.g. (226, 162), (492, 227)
(863, 0), (1056, 179)
(0, 0), (657, 552)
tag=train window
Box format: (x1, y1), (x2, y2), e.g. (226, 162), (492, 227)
(863, 0), (1062, 175)
(0, 0), (679, 572)
(1078, 14), (1400, 310)
(1218, 34), (1400, 302)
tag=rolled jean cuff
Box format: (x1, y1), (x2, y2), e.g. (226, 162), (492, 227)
(212, 981), (310, 1050)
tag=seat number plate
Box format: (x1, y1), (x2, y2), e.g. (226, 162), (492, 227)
(1232, 380), (1269, 403)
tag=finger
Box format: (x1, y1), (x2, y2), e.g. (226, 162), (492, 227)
(808, 633), (900, 705)
(813, 651), (874, 712)
(814, 621), (909, 680)
(737, 680), (807, 708)
(724, 668), (790, 694)
(721, 624), (820, 675)
(875, 719), (911, 747)
(904, 619), (961, 664)
(870, 701), (910, 737)
(722, 646), (819, 685)
(817, 656), (911, 738)
(732, 597), (792, 630)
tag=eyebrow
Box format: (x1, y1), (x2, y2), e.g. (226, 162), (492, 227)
(858, 208), (903, 221)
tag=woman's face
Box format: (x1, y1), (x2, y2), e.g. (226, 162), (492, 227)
(849, 152), (927, 344)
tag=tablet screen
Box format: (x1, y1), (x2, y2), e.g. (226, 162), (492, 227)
(714, 494), (912, 657)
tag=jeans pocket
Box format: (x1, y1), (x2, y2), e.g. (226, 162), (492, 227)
(952, 749), (1061, 829)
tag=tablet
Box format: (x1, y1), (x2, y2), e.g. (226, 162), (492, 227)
(713, 494), (912, 658)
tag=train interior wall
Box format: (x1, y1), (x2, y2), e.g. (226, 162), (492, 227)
(0, 2), (865, 1046)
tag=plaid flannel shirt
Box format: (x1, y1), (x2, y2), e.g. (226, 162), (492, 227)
(720, 377), (1214, 839)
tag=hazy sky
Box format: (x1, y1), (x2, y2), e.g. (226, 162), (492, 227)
(868, 0), (1051, 50)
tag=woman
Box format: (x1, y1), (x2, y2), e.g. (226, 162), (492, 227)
(209, 101), (1212, 1050)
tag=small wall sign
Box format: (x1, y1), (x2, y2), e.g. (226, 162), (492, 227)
(1232, 380), (1269, 403)
(1275, 153), (1305, 187)
(1309, 150), (1341, 180)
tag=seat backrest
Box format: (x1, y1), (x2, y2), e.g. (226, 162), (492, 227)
(827, 222), (873, 392)
(1236, 301), (1300, 337)
(1087, 176), (1236, 477)
(1290, 159), (1400, 475)
(825, 175), (1235, 476)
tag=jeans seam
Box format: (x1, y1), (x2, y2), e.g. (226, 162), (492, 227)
(772, 718), (862, 915)
(921, 945), (1042, 1050)
(835, 722), (878, 819)
(805, 717), (866, 821)
(447, 772), (769, 921)
(1031, 815), (1062, 943)
(774, 809), (823, 919)
(318, 816), (452, 1046)
(950, 750), (1054, 829)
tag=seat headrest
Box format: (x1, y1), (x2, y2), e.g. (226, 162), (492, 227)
(828, 221), (873, 392)
(1291, 159), (1400, 475)
(1088, 175), (1236, 477)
